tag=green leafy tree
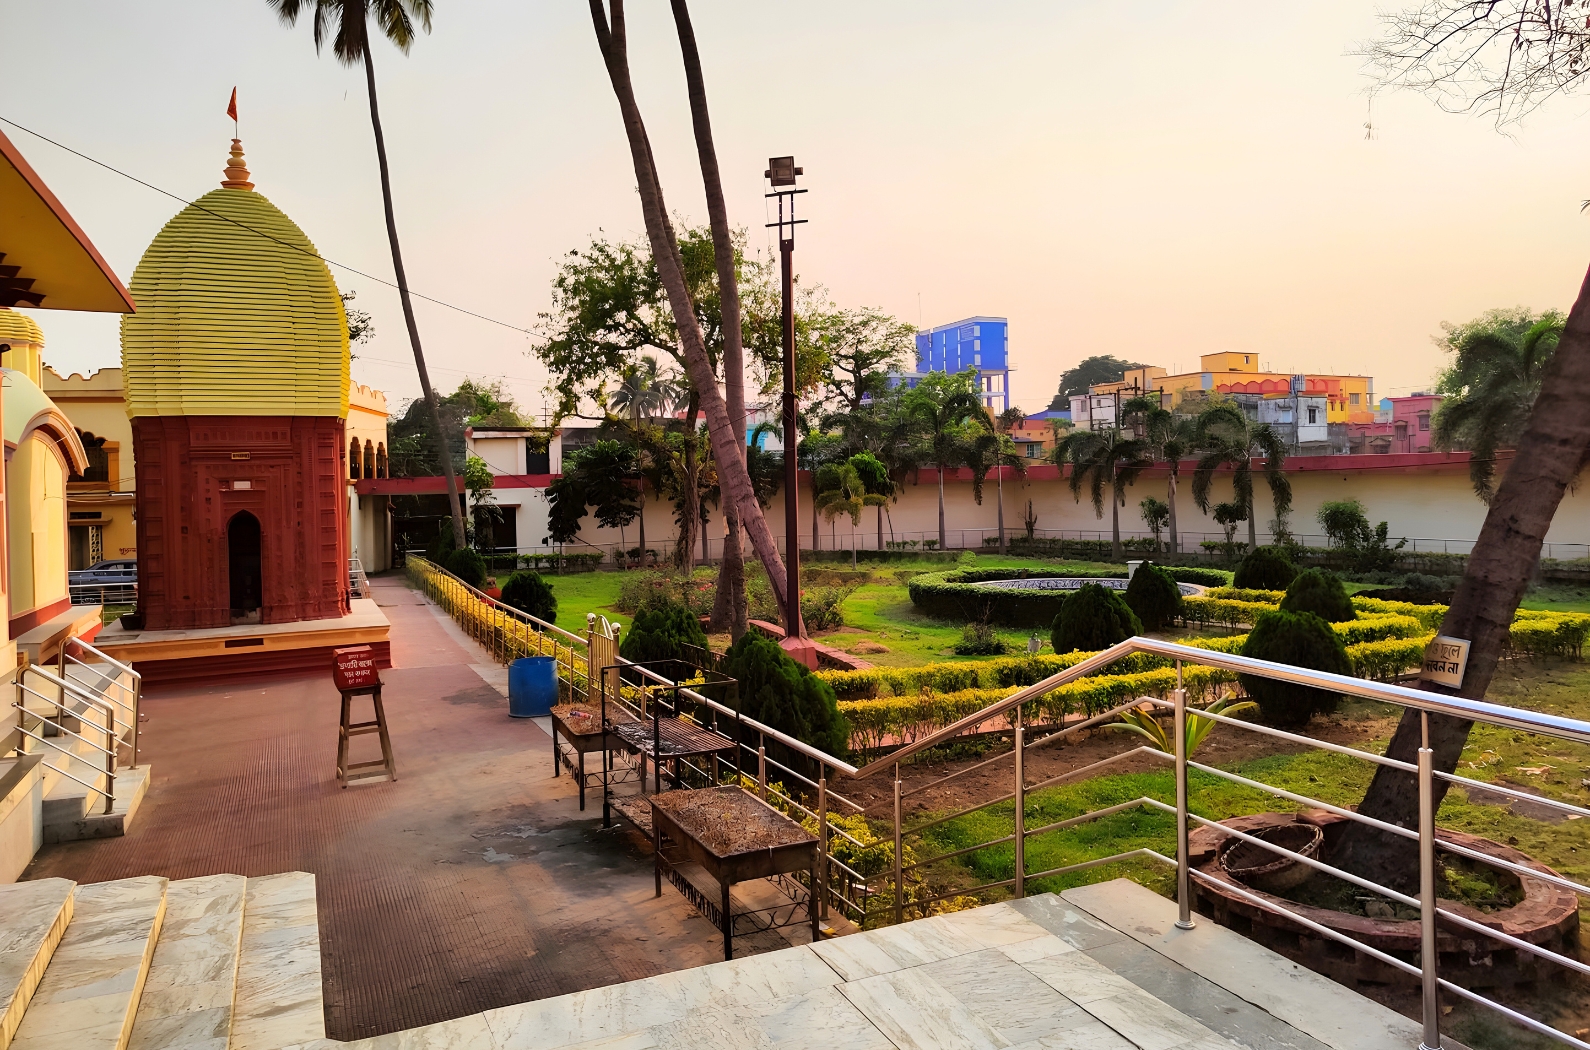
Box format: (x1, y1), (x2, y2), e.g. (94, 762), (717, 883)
(1055, 427), (1150, 561)
(904, 372), (984, 550)
(268, 0), (468, 548)
(1125, 396), (1195, 553)
(464, 453), (500, 547)
(1279, 569), (1356, 623)
(551, 441), (642, 563)
(1238, 610), (1350, 726)
(619, 602), (709, 664)
(848, 451), (892, 549)
(445, 547), (487, 588)
(1138, 497), (1170, 550)
(1051, 583), (1142, 653)
(1233, 547), (1298, 591)
(1191, 402), (1291, 552)
(1123, 563), (1181, 631)
(813, 461), (886, 561)
(1212, 502), (1245, 546)
(500, 570), (557, 623)
(1432, 308), (1564, 500)
(720, 631), (849, 761)
(813, 307), (914, 415)
(1317, 499), (1372, 548)
(1047, 355), (1147, 411)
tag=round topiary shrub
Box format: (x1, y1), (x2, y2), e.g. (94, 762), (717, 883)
(1280, 569), (1356, 623)
(445, 547), (487, 588)
(1234, 546), (1299, 591)
(619, 602), (709, 665)
(1124, 563), (1182, 631)
(500, 570), (557, 624)
(720, 630), (849, 757)
(1050, 584), (1142, 653)
(1238, 609), (1351, 725)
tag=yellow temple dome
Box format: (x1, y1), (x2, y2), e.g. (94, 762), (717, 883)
(119, 140), (349, 419)
(0, 308), (44, 348)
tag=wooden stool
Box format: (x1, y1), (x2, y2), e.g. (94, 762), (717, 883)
(337, 686), (397, 787)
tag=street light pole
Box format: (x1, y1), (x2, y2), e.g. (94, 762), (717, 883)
(766, 156), (807, 644)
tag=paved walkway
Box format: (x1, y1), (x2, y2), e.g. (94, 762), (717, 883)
(22, 574), (740, 1041)
(289, 879), (1437, 1050)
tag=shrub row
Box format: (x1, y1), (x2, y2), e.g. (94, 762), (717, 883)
(906, 565), (1230, 628)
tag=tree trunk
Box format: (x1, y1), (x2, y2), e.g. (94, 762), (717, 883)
(1333, 263), (1590, 893)
(876, 502), (883, 550)
(937, 468), (947, 551)
(671, 0), (748, 629)
(812, 471), (819, 552)
(636, 492), (646, 570)
(362, 42), (466, 549)
(997, 468), (1006, 555)
(588, 0), (787, 610)
(1110, 489), (1122, 562)
(1246, 497), (1258, 551)
(710, 511), (748, 639)
(1167, 470), (1179, 555)
(680, 391), (700, 571)
(701, 505), (710, 564)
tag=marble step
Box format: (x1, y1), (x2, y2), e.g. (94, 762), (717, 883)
(128, 874), (247, 1050)
(0, 880), (74, 1050)
(42, 766), (150, 845)
(229, 873), (324, 1050)
(11, 874), (167, 1050)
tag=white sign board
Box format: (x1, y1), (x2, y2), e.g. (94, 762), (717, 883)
(1422, 635), (1471, 689)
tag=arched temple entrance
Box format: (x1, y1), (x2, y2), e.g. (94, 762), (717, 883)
(228, 511), (263, 625)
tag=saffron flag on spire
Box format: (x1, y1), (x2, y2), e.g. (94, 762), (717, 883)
(227, 88), (238, 123)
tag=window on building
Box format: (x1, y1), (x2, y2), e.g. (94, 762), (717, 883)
(364, 440), (376, 478)
(349, 437), (362, 479)
(1307, 407), (1318, 424)
(1350, 393), (1360, 406)
(1418, 412), (1430, 432)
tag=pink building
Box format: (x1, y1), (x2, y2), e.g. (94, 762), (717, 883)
(1345, 393), (1444, 454)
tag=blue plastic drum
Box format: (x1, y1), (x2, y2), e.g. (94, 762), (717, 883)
(508, 656), (558, 718)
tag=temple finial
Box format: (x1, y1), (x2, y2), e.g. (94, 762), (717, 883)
(221, 139), (254, 190)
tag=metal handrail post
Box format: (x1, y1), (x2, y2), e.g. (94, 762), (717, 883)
(817, 772), (829, 921)
(758, 740), (768, 800)
(130, 674), (141, 769)
(1013, 704), (1025, 899)
(893, 763), (904, 924)
(1418, 712), (1441, 1050)
(1175, 661), (1194, 930)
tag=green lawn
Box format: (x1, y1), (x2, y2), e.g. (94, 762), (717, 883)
(1519, 582), (1590, 614)
(522, 570), (627, 635)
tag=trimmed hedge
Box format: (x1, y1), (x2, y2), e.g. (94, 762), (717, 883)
(1124, 563), (1183, 631)
(1052, 584), (1142, 653)
(1234, 547), (1299, 590)
(1239, 610), (1352, 725)
(907, 565), (1226, 628)
(1280, 570), (1357, 623)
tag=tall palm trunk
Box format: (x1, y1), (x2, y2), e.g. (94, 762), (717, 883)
(937, 468), (947, 550)
(811, 472), (819, 551)
(876, 503), (883, 550)
(1110, 474), (1123, 561)
(672, 0), (747, 636)
(1335, 262), (1590, 893)
(1167, 470), (1179, 554)
(996, 467), (1006, 555)
(362, 40), (465, 548)
(636, 489), (646, 569)
(589, 0), (788, 610)
(680, 391), (699, 571)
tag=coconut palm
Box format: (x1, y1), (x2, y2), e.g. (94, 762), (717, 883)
(1190, 402), (1291, 553)
(267, 0), (468, 548)
(1432, 310), (1565, 501)
(1055, 427), (1151, 561)
(814, 462), (888, 568)
(964, 418), (1027, 555)
(1124, 396), (1195, 554)
(906, 386), (984, 550)
(609, 356), (681, 424)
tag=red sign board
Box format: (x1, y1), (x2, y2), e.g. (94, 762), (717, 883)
(333, 646), (381, 691)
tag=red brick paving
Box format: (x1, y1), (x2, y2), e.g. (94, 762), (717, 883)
(23, 575), (731, 1040)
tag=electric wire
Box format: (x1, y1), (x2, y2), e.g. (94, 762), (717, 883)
(0, 114), (536, 337)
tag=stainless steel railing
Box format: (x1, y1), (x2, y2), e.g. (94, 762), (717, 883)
(59, 635), (142, 770)
(850, 636), (1590, 1050)
(15, 663), (119, 814)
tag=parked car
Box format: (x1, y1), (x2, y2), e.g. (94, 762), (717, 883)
(69, 559), (137, 605)
(69, 559), (137, 587)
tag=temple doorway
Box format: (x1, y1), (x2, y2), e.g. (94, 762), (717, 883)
(228, 511), (263, 625)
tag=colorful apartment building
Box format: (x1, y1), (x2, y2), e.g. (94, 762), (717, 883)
(1127, 352), (1375, 424)
(896, 317), (1013, 411)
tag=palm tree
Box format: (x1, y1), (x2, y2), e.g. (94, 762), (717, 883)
(609, 356), (679, 423)
(908, 389), (983, 550)
(1124, 396), (1195, 554)
(588, 0), (791, 617)
(1055, 427), (1151, 561)
(268, 0), (468, 549)
(1190, 402), (1291, 552)
(964, 417), (1027, 555)
(1432, 311), (1564, 500)
(814, 462), (888, 568)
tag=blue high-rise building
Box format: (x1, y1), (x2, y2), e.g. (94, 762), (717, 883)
(893, 316), (1012, 412)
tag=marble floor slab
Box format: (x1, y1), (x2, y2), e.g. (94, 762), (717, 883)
(11, 874), (166, 1050)
(231, 872), (325, 1050)
(129, 873), (248, 1050)
(0, 878), (73, 1050)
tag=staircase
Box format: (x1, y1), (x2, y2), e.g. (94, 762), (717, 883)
(16, 644), (149, 844)
(0, 871), (323, 1050)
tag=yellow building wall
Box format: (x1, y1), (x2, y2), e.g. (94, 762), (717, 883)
(43, 365), (136, 564)
(346, 382), (388, 479)
(7, 437), (66, 619)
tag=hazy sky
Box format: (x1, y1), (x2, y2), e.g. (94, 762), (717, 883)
(8, 2), (1590, 415)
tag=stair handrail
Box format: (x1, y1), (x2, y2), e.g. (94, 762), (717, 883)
(15, 663), (117, 814)
(59, 635), (142, 769)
